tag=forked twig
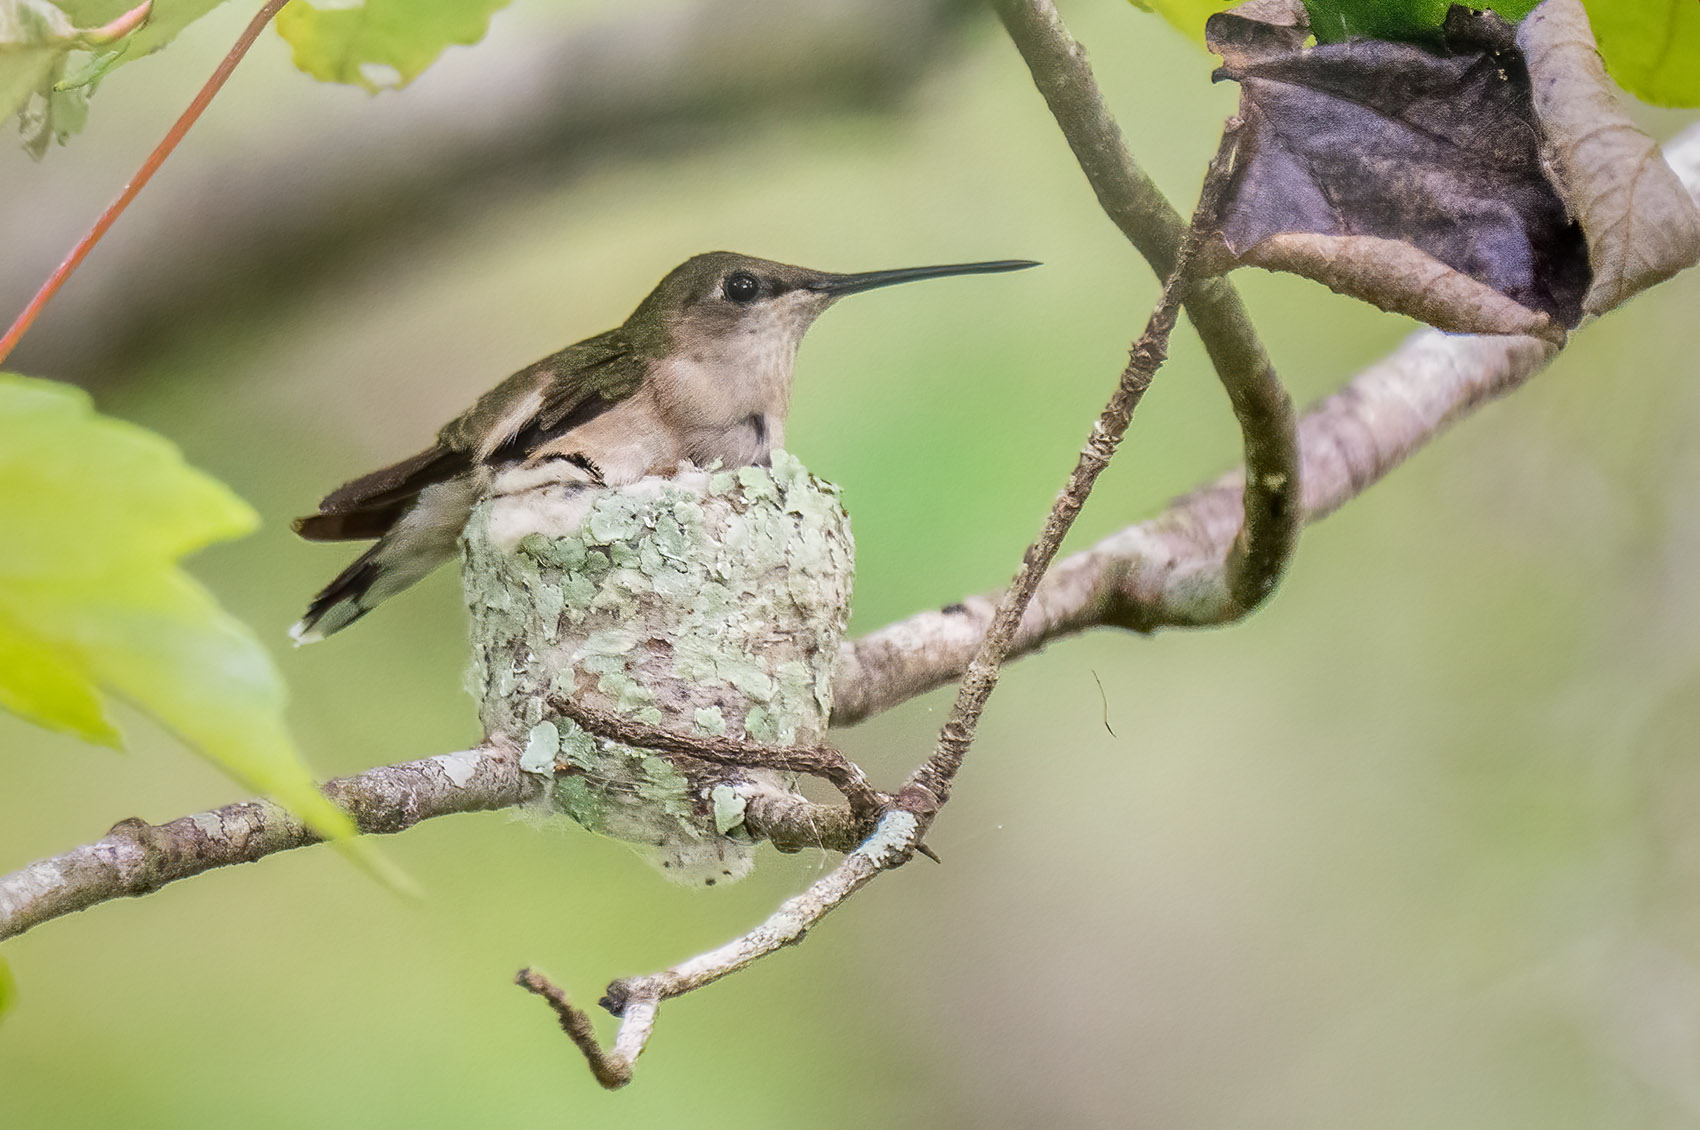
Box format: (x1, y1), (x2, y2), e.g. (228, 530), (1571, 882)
(516, 809), (921, 1089)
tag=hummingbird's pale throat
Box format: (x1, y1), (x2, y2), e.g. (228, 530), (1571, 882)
(291, 251), (1038, 642)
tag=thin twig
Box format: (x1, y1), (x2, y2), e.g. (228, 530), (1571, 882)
(516, 968), (642, 1089)
(898, 124), (1240, 816)
(992, 0), (1300, 617)
(551, 696), (889, 817)
(0, 0), (293, 366)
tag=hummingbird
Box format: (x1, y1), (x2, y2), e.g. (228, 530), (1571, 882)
(291, 251), (1038, 642)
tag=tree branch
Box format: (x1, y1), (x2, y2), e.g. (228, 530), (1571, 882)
(1, 18), (1694, 1090)
(0, 743), (531, 943)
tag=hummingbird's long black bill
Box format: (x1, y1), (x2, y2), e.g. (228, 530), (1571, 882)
(811, 259), (1040, 297)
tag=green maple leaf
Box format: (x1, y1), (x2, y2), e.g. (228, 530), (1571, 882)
(0, 373), (353, 844)
(1586, 0), (1700, 107)
(276, 0), (510, 91)
(1124, 0), (1240, 40)
(1132, 0), (1697, 108)
(55, 0), (226, 60)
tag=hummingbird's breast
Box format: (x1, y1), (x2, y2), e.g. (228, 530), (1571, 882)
(651, 300), (810, 468)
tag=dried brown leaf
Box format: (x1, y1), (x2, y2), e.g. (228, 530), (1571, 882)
(1237, 234), (1566, 342)
(1517, 0), (1700, 315)
(1205, 1), (1591, 339)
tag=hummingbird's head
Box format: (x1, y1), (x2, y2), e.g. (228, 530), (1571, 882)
(628, 251), (1040, 359)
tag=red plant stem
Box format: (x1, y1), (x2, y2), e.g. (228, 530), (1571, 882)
(0, 0), (294, 368)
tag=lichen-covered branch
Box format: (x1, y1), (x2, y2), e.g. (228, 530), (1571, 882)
(0, 744), (532, 943)
(992, 0), (1301, 618)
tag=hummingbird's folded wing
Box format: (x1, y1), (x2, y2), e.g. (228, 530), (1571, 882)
(293, 445), (467, 541)
(293, 330), (643, 544)
(466, 330), (646, 462)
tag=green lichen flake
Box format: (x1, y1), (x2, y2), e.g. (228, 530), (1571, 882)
(521, 722), (560, 773)
(461, 453), (854, 887)
(710, 785), (747, 834)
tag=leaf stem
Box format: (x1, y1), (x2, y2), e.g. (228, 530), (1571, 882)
(0, 0), (293, 368)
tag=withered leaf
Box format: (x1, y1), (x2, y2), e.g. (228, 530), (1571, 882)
(1517, 0), (1700, 316)
(1204, 1), (1591, 343)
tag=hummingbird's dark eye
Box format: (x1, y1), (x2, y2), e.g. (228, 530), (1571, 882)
(724, 272), (760, 303)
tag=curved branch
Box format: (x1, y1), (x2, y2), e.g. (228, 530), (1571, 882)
(830, 328), (1559, 723)
(992, 0), (1301, 617)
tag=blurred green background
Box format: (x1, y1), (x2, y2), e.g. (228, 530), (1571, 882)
(4, 1), (1700, 1126)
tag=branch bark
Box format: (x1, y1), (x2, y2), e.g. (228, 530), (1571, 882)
(0, 743), (532, 943)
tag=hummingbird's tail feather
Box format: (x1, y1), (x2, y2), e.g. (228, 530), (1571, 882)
(291, 477), (478, 643)
(292, 546), (387, 644)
